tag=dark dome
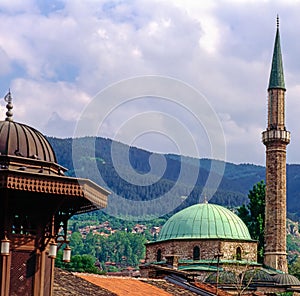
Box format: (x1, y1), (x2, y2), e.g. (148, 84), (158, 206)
(243, 269), (274, 283)
(0, 120), (57, 163)
(273, 274), (300, 286)
(205, 271), (236, 284)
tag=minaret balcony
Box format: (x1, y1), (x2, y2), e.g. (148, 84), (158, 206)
(262, 129), (290, 144)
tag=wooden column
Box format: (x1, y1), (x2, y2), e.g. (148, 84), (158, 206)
(1, 254), (11, 296)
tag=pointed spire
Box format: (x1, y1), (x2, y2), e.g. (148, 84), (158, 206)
(268, 16), (285, 90)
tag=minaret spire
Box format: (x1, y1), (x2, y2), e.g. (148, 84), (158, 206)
(268, 16), (285, 90)
(262, 17), (290, 273)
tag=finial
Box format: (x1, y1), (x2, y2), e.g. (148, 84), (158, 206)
(277, 15), (279, 29)
(4, 89), (13, 121)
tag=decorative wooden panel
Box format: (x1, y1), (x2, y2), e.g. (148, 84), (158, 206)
(9, 250), (35, 296)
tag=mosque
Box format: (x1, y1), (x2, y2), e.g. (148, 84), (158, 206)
(140, 18), (300, 293)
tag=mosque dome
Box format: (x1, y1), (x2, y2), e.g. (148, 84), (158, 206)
(157, 203), (252, 241)
(0, 91), (57, 163)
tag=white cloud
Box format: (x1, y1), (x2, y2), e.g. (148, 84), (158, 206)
(9, 78), (90, 132)
(0, 0), (299, 165)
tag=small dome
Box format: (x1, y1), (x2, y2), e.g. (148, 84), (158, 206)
(157, 203), (252, 241)
(205, 271), (236, 284)
(273, 274), (300, 286)
(243, 269), (274, 283)
(0, 120), (57, 163)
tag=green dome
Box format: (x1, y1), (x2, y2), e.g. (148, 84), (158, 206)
(157, 203), (252, 241)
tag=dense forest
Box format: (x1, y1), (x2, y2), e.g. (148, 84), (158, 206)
(48, 136), (300, 219)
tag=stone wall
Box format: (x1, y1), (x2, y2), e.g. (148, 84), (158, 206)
(221, 241), (257, 262)
(146, 239), (257, 263)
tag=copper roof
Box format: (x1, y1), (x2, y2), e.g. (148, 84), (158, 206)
(0, 120), (57, 163)
(157, 203), (252, 241)
(0, 91), (56, 163)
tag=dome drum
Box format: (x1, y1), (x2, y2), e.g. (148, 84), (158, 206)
(0, 154), (67, 176)
(145, 238), (257, 264)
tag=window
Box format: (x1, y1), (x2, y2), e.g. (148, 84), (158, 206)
(236, 247), (242, 260)
(156, 249), (162, 262)
(193, 246), (200, 260)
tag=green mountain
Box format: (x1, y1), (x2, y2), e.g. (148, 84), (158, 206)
(47, 136), (300, 219)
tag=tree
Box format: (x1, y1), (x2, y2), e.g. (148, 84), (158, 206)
(68, 254), (101, 273)
(55, 252), (103, 274)
(83, 231), (96, 256)
(289, 257), (300, 279)
(69, 231), (84, 255)
(237, 181), (265, 263)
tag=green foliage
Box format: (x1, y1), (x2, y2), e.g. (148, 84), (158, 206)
(289, 256), (300, 279)
(237, 181), (265, 263)
(95, 231), (147, 267)
(275, 293), (294, 296)
(69, 254), (100, 273)
(63, 228), (147, 272)
(55, 251), (103, 274)
(69, 232), (84, 255)
(287, 233), (300, 274)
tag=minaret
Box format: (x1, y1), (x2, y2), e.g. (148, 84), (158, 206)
(262, 17), (290, 273)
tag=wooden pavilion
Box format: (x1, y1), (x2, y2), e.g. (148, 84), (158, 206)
(0, 92), (109, 296)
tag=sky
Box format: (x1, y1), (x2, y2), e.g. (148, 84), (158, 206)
(0, 0), (300, 166)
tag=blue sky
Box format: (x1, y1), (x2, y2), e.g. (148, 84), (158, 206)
(0, 0), (300, 165)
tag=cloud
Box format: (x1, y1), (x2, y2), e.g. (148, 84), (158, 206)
(0, 0), (299, 165)
(0, 0), (37, 13)
(9, 78), (89, 133)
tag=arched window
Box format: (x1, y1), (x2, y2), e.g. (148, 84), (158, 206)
(236, 247), (242, 260)
(193, 246), (200, 260)
(156, 249), (162, 262)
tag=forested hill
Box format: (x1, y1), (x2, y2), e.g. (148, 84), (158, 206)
(47, 136), (300, 219)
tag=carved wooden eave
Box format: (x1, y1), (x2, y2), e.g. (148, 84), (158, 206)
(0, 168), (109, 214)
(0, 154), (68, 175)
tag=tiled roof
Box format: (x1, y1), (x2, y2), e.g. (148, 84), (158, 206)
(53, 268), (116, 296)
(76, 274), (173, 296)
